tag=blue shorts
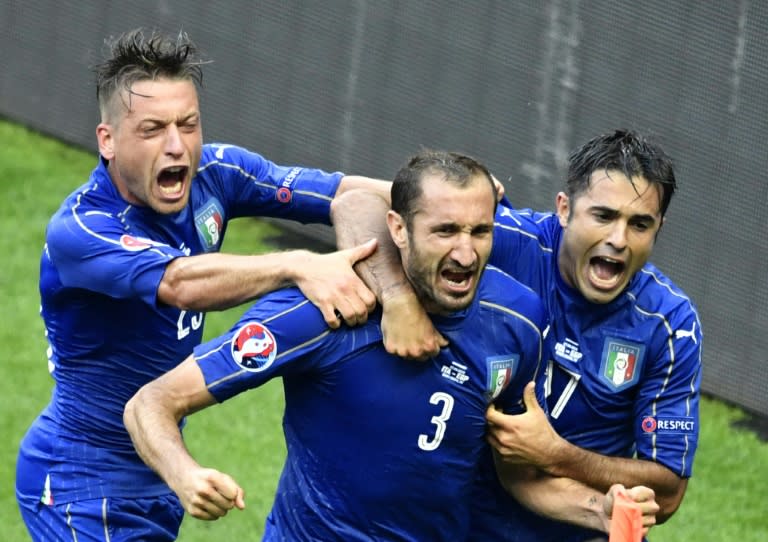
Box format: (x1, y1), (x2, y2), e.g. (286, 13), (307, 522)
(17, 491), (184, 542)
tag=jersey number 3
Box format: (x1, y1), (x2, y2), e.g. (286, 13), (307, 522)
(418, 392), (455, 451)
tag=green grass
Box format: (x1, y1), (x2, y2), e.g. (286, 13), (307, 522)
(1, 118), (766, 541)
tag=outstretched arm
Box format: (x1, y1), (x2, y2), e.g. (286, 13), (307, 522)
(157, 175), (391, 326)
(158, 239), (378, 329)
(496, 460), (659, 536)
(331, 189), (447, 359)
(486, 382), (687, 522)
(124, 357), (246, 520)
(334, 174), (392, 199)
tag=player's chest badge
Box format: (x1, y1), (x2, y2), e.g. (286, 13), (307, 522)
(194, 198), (225, 252)
(599, 337), (645, 391)
(486, 355), (518, 400)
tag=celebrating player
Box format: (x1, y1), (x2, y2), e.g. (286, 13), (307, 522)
(125, 150), (660, 541)
(15, 28), (388, 541)
(333, 130), (701, 541)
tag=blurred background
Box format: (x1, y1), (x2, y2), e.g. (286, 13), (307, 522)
(2, 0), (765, 418)
(2, 2), (767, 540)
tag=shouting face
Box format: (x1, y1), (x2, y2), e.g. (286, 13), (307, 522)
(556, 170), (663, 304)
(96, 78), (203, 214)
(388, 172), (496, 315)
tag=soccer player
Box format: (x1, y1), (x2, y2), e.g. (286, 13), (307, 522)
(333, 130), (702, 541)
(15, 28), (388, 541)
(124, 150), (660, 541)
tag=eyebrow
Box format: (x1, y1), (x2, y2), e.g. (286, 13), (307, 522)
(139, 112), (199, 125)
(590, 205), (658, 223)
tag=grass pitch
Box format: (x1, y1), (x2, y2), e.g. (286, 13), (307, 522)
(1, 118), (766, 541)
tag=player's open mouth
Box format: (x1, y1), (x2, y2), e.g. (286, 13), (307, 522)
(588, 256), (625, 290)
(157, 166), (188, 198)
(441, 269), (474, 293)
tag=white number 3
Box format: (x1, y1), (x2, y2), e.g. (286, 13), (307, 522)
(418, 392), (455, 451)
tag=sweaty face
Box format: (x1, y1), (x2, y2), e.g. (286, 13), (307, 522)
(391, 173), (495, 315)
(97, 78), (202, 214)
(556, 170), (663, 304)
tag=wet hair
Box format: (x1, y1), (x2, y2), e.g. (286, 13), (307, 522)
(566, 129), (677, 217)
(391, 150), (497, 226)
(94, 28), (206, 120)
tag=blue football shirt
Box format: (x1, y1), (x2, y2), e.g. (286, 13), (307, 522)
(468, 204), (703, 542)
(195, 266), (547, 541)
(17, 143), (344, 504)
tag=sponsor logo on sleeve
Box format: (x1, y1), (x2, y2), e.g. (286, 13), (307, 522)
(275, 167), (301, 203)
(194, 199), (225, 251)
(641, 416), (696, 435)
(211, 144), (236, 160)
(641, 416), (657, 432)
(498, 206), (515, 219)
(276, 187), (292, 203)
(486, 355), (518, 400)
(230, 322), (277, 372)
(40, 474), (54, 505)
(599, 337), (645, 391)
(674, 320), (699, 344)
(119, 235), (162, 251)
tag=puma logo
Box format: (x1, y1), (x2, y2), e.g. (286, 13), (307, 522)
(212, 144), (236, 160)
(674, 321), (698, 344)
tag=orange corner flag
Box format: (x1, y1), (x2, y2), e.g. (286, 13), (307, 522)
(608, 492), (644, 542)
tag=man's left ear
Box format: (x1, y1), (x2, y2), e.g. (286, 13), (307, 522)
(96, 123), (115, 160)
(555, 192), (570, 228)
(386, 210), (408, 249)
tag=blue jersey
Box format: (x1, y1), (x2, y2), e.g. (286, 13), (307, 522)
(17, 144), (343, 505)
(469, 204), (703, 542)
(195, 267), (546, 541)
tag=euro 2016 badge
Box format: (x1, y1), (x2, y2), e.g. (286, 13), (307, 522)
(230, 322), (277, 372)
(599, 338), (645, 391)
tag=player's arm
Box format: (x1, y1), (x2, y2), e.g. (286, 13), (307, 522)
(124, 357), (245, 520)
(330, 176), (505, 357)
(334, 172), (501, 203)
(331, 188), (447, 359)
(494, 458), (659, 536)
(158, 239), (378, 328)
(486, 382), (686, 522)
(334, 174), (392, 199)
